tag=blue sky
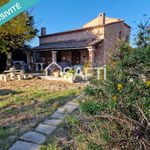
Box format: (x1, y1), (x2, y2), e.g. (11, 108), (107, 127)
(30, 0), (150, 47)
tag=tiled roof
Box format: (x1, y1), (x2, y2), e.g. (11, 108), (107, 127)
(39, 20), (125, 38)
(32, 38), (103, 51)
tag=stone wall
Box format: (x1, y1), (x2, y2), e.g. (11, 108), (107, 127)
(94, 44), (105, 66)
(83, 16), (120, 28)
(39, 27), (104, 44)
(103, 22), (130, 64)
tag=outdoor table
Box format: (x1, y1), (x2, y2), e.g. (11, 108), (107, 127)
(4, 69), (23, 73)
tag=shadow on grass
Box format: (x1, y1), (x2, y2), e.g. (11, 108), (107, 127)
(0, 90), (77, 125)
(0, 89), (22, 96)
(0, 90), (78, 150)
(45, 93), (76, 104)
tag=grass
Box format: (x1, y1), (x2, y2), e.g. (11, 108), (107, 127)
(0, 78), (82, 150)
(41, 114), (113, 150)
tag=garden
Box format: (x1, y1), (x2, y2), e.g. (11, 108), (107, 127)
(0, 78), (81, 150)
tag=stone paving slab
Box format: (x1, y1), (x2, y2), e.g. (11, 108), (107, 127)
(51, 112), (66, 119)
(67, 101), (80, 106)
(9, 141), (41, 150)
(43, 119), (62, 126)
(56, 104), (78, 114)
(20, 131), (46, 144)
(35, 124), (56, 135)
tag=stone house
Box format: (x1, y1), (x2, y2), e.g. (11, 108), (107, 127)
(27, 13), (130, 72)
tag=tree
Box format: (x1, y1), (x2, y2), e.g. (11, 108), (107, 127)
(136, 17), (150, 47)
(0, 12), (38, 54)
(0, 0), (38, 69)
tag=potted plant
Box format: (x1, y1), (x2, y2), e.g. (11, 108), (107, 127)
(65, 69), (75, 80)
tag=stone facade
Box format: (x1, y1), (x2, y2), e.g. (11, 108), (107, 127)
(104, 21), (130, 64)
(29, 13), (130, 70)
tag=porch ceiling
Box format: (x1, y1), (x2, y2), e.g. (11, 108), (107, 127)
(31, 38), (103, 51)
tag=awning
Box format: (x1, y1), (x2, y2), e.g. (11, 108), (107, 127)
(31, 38), (103, 51)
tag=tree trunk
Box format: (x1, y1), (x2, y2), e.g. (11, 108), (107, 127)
(6, 51), (12, 70)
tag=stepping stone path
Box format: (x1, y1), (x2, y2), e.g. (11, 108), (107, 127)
(35, 124), (56, 135)
(9, 141), (41, 150)
(43, 119), (62, 126)
(20, 131), (46, 144)
(9, 95), (82, 150)
(51, 112), (66, 119)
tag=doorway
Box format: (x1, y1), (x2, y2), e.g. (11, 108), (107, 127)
(72, 51), (81, 65)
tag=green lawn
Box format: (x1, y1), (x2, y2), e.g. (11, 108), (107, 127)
(0, 79), (81, 150)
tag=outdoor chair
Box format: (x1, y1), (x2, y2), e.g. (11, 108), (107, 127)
(0, 74), (10, 82)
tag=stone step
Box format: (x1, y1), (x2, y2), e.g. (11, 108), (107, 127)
(43, 119), (62, 126)
(56, 104), (78, 114)
(20, 131), (46, 144)
(9, 141), (41, 150)
(51, 112), (66, 119)
(67, 101), (80, 106)
(35, 124), (56, 135)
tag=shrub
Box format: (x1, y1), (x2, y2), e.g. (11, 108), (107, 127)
(42, 20), (150, 150)
(84, 86), (95, 96)
(78, 42), (150, 149)
(80, 100), (116, 115)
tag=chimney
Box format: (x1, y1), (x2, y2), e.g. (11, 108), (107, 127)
(41, 27), (46, 36)
(98, 13), (106, 24)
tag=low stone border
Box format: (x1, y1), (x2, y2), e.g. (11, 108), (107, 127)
(9, 95), (82, 150)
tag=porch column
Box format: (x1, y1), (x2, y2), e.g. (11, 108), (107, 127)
(51, 51), (57, 62)
(27, 52), (32, 64)
(88, 47), (95, 67)
(40, 63), (44, 71)
(35, 64), (39, 72)
(26, 52), (32, 70)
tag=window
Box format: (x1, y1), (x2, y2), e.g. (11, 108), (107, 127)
(126, 35), (129, 42)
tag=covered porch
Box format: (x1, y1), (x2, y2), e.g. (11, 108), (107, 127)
(27, 38), (103, 72)
(27, 49), (91, 72)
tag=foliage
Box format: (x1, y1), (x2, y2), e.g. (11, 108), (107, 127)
(84, 86), (96, 96)
(0, 127), (8, 139)
(0, 0), (38, 54)
(68, 69), (75, 75)
(79, 40), (150, 149)
(80, 98), (116, 115)
(83, 61), (91, 68)
(136, 17), (150, 47)
(64, 69), (75, 79)
(43, 20), (150, 149)
(109, 44), (150, 118)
